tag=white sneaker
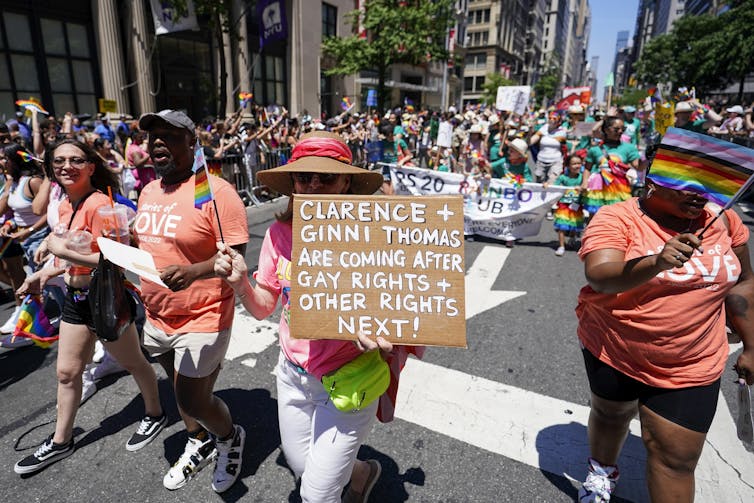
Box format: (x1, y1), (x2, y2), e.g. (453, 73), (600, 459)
(0, 305), (23, 334)
(555, 246), (565, 257)
(92, 341), (105, 363)
(91, 352), (124, 380)
(212, 425), (245, 493)
(80, 368), (97, 404)
(0, 334), (34, 348)
(163, 433), (218, 490)
(578, 458), (619, 502)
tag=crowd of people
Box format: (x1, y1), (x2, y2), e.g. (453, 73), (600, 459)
(0, 93), (752, 503)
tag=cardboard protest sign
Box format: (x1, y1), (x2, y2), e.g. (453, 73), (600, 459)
(291, 195), (466, 347)
(496, 86), (531, 115)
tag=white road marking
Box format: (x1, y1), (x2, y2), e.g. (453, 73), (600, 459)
(465, 246), (526, 319)
(394, 358), (754, 502)
(226, 306), (279, 365)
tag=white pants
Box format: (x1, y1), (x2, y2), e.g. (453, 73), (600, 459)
(275, 352), (377, 503)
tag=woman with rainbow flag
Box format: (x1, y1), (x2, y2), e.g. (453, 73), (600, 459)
(13, 138), (164, 475)
(575, 127), (754, 502)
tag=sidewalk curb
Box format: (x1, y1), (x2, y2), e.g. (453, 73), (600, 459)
(246, 196), (289, 226)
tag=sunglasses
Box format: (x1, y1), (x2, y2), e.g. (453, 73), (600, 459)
(292, 173), (341, 185)
(52, 156), (89, 169)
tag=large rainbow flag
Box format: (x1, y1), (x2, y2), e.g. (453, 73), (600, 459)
(13, 295), (57, 348)
(648, 127), (754, 207)
(192, 141), (214, 209)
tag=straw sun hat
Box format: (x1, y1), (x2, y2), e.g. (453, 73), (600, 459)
(256, 131), (383, 196)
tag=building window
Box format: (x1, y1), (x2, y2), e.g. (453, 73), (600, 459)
(0, 12), (97, 117)
(322, 3), (337, 38)
(464, 53), (487, 69)
(463, 75), (485, 93)
(468, 31), (489, 46)
(265, 54), (285, 104)
(469, 8), (490, 24)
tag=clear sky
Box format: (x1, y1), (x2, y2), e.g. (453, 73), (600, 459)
(588, 0), (640, 101)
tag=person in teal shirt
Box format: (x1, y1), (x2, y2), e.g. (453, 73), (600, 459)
(621, 106), (641, 146)
(491, 138), (532, 181)
(583, 117), (640, 214)
(549, 153), (585, 256)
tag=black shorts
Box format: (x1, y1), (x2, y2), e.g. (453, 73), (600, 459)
(61, 286), (95, 331)
(582, 348), (720, 433)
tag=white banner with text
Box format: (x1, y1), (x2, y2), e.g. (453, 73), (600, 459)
(390, 165), (566, 241)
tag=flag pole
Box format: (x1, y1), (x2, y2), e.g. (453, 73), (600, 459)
(194, 140), (225, 243)
(698, 175), (754, 240)
(212, 199), (226, 244)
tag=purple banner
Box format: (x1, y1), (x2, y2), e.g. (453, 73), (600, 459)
(258, 0), (287, 48)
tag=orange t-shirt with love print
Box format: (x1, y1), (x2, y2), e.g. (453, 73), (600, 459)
(577, 198), (749, 388)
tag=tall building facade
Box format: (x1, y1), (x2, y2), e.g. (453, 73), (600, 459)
(561, 0), (590, 87)
(654, 0), (685, 35)
(522, 0), (546, 85)
(461, 0), (529, 105)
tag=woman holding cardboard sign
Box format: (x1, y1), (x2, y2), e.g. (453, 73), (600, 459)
(215, 132), (389, 503)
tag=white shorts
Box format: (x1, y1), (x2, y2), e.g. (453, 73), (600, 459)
(142, 319), (231, 378)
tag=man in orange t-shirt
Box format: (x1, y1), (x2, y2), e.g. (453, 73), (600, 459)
(135, 110), (248, 493)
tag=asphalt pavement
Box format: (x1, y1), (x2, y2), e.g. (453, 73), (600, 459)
(0, 197), (752, 503)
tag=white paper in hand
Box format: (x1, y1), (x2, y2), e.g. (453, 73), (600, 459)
(737, 379), (753, 443)
(96, 237), (168, 288)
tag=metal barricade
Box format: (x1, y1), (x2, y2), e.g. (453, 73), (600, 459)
(244, 146), (292, 206)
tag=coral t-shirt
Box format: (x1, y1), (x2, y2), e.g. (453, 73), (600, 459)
(255, 220), (362, 380)
(58, 191), (111, 277)
(135, 175), (248, 333)
(576, 199), (749, 388)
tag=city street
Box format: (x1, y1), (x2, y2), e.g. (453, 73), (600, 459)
(1, 199), (753, 503)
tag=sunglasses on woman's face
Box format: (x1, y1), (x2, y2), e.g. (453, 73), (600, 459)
(292, 173), (340, 185)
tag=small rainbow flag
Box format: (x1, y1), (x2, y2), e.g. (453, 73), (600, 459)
(17, 150), (42, 163)
(648, 127), (754, 207)
(15, 99), (48, 115)
(647, 86), (662, 104)
(13, 295), (57, 348)
(192, 141), (214, 209)
(238, 92), (253, 108)
(340, 96), (352, 111)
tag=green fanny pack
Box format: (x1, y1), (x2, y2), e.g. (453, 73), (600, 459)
(321, 350), (390, 413)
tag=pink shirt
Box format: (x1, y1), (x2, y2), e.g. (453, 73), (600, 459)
(577, 199), (749, 387)
(255, 220), (362, 379)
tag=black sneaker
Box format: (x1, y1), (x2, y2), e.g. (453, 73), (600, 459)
(14, 435), (74, 475)
(126, 413), (166, 452)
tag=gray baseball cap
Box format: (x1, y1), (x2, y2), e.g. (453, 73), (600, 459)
(138, 109), (195, 133)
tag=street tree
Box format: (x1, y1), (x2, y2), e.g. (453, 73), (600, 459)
(481, 73), (517, 106)
(635, 1), (754, 101)
(321, 0), (454, 111)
